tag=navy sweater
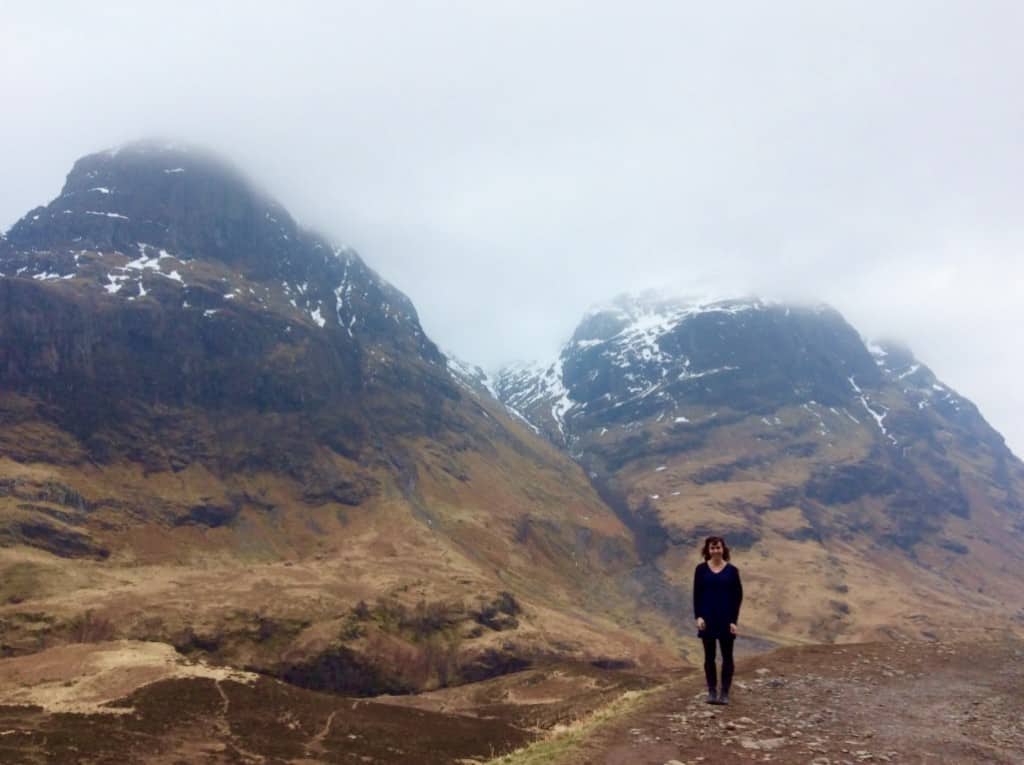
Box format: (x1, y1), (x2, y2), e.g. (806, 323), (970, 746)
(693, 561), (743, 639)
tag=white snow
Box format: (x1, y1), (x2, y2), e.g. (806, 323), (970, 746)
(674, 416), (690, 423)
(655, 465), (667, 472)
(333, 281), (350, 335)
(867, 341), (888, 358)
(897, 364), (921, 380)
(104, 273), (129, 294)
(115, 248), (184, 287)
(678, 365), (738, 382)
(546, 357), (576, 436)
(803, 402), (830, 436)
(848, 376), (896, 444)
(85, 211), (129, 220)
(310, 306), (326, 327)
(163, 168), (185, 174)
(445, 355), (501, 400)
(125, 247), (170, 271)
(89, 187), (112, 194)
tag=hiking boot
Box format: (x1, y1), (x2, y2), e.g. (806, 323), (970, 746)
(718, 691), (730, 706)
(706, 688), (718, 704)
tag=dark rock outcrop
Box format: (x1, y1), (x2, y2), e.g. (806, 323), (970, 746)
(0, 142), (459, 478)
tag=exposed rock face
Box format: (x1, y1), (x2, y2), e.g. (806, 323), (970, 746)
(497, 294), (1024, 642)
(1, 141), (446, 471)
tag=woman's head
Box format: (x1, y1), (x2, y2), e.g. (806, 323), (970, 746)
(701, 536), (730, 561)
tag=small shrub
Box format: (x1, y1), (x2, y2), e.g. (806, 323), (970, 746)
(369, 596), (464, 641)
(829, 600), (851, 615)
(475, 592), (522, 631)
(362, 628), (464, 691)
(66, 610), (116, 643)
(339, 619), (365, 641)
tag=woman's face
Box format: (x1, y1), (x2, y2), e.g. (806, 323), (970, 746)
(708, 540), (724, 557)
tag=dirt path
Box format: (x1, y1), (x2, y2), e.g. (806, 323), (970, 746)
(561, 639), (1024, 765)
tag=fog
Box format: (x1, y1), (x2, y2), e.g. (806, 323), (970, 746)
(2, 2), (1022, 454)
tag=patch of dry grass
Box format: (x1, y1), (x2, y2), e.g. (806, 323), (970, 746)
(480, 686), (661, 765)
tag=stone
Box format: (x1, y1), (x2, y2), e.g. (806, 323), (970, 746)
(741, 737), (788, 751)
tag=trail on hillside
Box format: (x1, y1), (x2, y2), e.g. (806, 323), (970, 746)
(560, 638), (1024, 765)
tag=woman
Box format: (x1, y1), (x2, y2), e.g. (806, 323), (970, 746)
(693, 535), (743, 705)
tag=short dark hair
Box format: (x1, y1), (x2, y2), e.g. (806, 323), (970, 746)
(701, 536), (730, 561)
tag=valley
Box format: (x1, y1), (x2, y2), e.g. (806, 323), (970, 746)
(1, 143), (1022, 763)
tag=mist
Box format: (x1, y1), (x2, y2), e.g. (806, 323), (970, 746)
(2, 1), (1022, 454)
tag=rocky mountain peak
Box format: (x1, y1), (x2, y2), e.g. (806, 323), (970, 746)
(1, 141), (436, 360)
(499, 288), (1024, 562)
(497, 293), (889, 445)
(0, 141), (459, 468)
(6, 141), (303, 279)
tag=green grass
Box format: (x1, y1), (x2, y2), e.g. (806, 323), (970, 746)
(482, 686), (661, 765)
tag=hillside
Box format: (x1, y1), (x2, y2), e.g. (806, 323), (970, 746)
(3, 145), (1023, 763)
(0, 143), (685, 694)
(497, 294), (1024, 646)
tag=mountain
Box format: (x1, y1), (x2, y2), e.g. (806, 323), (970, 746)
(0, 143), (685, 694)
(497, 293), (1024, 643)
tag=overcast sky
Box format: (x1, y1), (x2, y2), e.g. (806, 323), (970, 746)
(3, 2), (1022, 455)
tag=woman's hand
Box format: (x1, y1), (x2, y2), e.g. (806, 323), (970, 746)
(729, 623), (738, 636)
(696, 617), (706, 631)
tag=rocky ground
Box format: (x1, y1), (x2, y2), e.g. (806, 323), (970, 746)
(0, 637), (1021, 763)
(0, 642), (652, 764)
(560, 637), (1024, 765)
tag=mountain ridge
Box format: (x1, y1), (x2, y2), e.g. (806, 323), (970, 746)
(2, 143), (1022, 689)
(495, 292), (1024, 643)
(0, 143), (687, 696)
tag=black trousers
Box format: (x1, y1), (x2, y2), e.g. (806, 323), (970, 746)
(701, 635), (735, 692)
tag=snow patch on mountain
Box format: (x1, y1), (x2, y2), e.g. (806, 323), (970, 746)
(445, 353), (500, 400)
(849, 376), (897, 444)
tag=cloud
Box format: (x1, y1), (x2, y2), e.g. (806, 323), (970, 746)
(2, 1), (1022, 454)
